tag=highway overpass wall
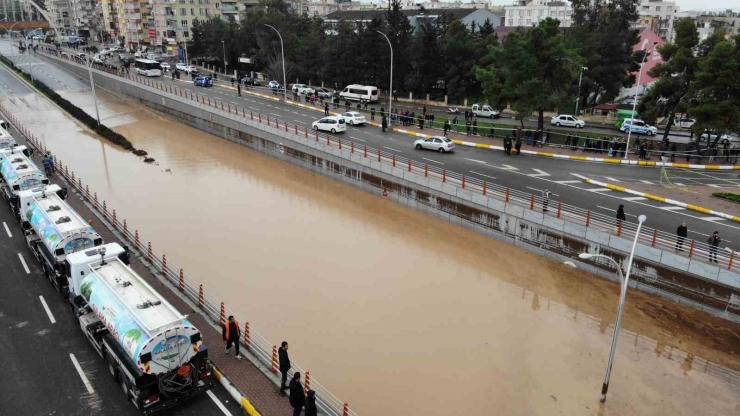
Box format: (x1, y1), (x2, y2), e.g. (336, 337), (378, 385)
(39, 53), (740, 322)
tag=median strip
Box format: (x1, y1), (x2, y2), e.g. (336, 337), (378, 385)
(583, 177), (740, 223)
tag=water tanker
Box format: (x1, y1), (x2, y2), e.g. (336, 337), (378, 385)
(0, 146), (47, 202)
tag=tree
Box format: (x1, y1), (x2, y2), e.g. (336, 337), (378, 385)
(638, 18), (700, 141)
(569, 0), (640, 107)
(384, 0), (414, 92)
(479, 18), (495, 39)
(443, 20), (477, 103)
(688, 33), (740, 145)
(410, 20), (444, 96)
(477, 19), (582, 131)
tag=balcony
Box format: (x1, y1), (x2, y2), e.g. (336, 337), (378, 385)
(221, 4), (237, 12)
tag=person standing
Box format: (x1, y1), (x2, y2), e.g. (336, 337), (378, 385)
(465, 118), (471, 136)
(237, 83), (241, 97)
(452, 116), (458, 133)
(305, 390), (317, 416)
(370, 106), (375, 121)
(381, 115), (387, 132)
(707, 231), (721, 263)
(42, 154), (52, 177)
(515, 135), (522, 155)
(279, 341), (291, 395)
(289, 372), (305, 416)
(443, 119), (450, 137)
(222, 316), (242, 360)
(472, 118), (478, 136)
(324, 103), (330, 116)
(46, 151), (56, 173)
(616, 204), (626, 232)
(675, 222), (688, 252)
(503, 136), (511, 155)
(542, 188), (551, 212)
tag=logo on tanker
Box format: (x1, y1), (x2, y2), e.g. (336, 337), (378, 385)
(152, 335), (189, 363)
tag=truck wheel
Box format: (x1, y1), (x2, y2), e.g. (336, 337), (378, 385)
(106, 355), (119, 381)
(120, 375), (130, 399)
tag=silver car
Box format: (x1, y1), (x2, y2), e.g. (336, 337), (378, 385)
(414, 136), (455, 153)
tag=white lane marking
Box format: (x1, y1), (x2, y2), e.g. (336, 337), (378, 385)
(464, 158), (487, 164)
(661, 206), (686, 211)
(597, 205), (637, 218)
(604, 177), (620, 182)
(689, 230), (711, 237)
(349, 136), (366, 142)
(3, 222), (12, 237)
(589, 188), (613, 192)
(639, 180), (654, 185)
(469, 171), (496, 180)
(622, 197), (648, 201)
(39, 296), (56, 324)
(499, 164), (518, 171)
(570, 173), (588, 180)
(674, 183), (686, 186)
(528, 168), (550, 177)
(294, 120), (306, 124)
(554, 180), (581, 184)
(207, 390), (233, 416)
(706, 184), (728, 188)
(383, 146), (402, 153)
(269, 113), (281, 117)
(423, 158), (445, 165)
(703, 217), (728, 222)
(18, 253), (30, 274)
(69, 354), (95, 394)
(526, 186), (559, 196)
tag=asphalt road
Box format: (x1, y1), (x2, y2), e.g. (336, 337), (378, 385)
(5, 43), (740, 252)
(0, 66), (243, 416)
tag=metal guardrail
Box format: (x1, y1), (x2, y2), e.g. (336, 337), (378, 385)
(0, 108), (358, 416)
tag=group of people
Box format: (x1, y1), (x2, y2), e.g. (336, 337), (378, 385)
(222, 318), (316, 416)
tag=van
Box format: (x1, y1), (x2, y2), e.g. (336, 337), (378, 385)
(339, 85), (378, 102)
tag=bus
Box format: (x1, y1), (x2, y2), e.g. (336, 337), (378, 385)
(134, 59), (162, 77)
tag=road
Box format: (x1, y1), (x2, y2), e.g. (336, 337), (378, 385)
(0, 57), (244, 416)
(4, 43), (740, 252)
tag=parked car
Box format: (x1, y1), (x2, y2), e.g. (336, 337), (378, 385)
(414, 136), (455, 153)
(31, 35), (43, 40)
(676, 117), (696, 129)
(550, 114), (585, 128)
(160, 62), (170, 70)
(176, 62), (198, 74)
(241, 76), (261, 86)
(620, 118), (657, 136)
(291, 83), (308, 93)
(268, 80), (281, 89)
(74, 53), (87, 62)
(118, 52), (133, 63)
(312, 116), (346, 134)
(194, 75), (213, 87)
(698, 133), (734, 145)
(295, 84), (315, 95)
(471, 103), (500, 118)
(340, 111), (366, 126)
(315, 87), (333, 98)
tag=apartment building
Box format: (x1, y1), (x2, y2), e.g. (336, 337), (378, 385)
(637, 0), (678, 41)
(691, 10), (739, 41)
(503, 0), (574, 28)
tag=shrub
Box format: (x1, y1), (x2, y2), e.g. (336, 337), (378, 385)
(712, 192), (740, 203)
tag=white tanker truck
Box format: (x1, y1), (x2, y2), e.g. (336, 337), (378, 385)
(20, 186), (102, 295)
(0, 122), (18, 150)
(66, 243), (216, 413)
(0, 145), (46, 204)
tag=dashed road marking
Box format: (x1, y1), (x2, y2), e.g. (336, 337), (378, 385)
(39, 296), (56, 324)
(527, 186), (559, 196)
(3, 222), (12, 237)
(18, 253), (30, 274)
(554, 180), (581, 184)
(294, 120), (306, 124)
(704, 216), (728, 222)
(423, 157), (445, 165)
(383, 146), (402, 153)
(464, 158), (487, 164)
(528, 168), (550, 177)
(597, 205), (636, 217)
(470, 171), (496, 180)
(661, 206), (685, 211)
(622, 196), (648, 201)
(604, 177), (620, 182)
(69, 354), (95, 394)
(207, 390), (233, 416)
(570, 173), (588, 180)
(350, 136), (366, 142)
(589, 188), (612, 192)
(499, 164), (518, 171)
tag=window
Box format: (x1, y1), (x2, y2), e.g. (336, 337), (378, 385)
(184, 31), (189, 37)
(539, 9), (544, 16)
(180, 7), (186, 14)
(215, 3), (219, 7)
(550, 11), (555, 17)
(519, 10), (524, 17)
(526, 19), (531, 25)
(199, 8), (203, 15)
(181, 19), (187, 26)
(508, 10), (513, 16)
(527, 10), (531, 16)
(559, 11), (564, 16)
(518, 19), (523, 25)
(508, 19), (513, 25)
(190, 7), (195, 14)
(656, 6), (660, 11)
(642, 6), (649, 11)
(667, 6), (672, 11)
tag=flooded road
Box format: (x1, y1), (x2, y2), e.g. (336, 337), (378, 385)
(5, 87), (740, 416)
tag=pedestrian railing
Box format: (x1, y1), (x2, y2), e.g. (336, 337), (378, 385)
(0, 108), (359, 416)
(24, 51), (740, 284)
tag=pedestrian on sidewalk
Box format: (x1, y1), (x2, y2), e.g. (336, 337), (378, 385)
(571, 135), (579, 151)
(472, 118), (478, 135)
(525, 130), (532, 146)
(237, 84), (241, 97)
(708, 231), (721, 263)
(675, 222), (687, 251)
(305, 390), (317, 416)
(324, 103), (330, 116)
(289, 372), (305, 416)
(670, 143), (677, 162)
(418, 114), (424, 130)
(465, 118), (471, 136)
(452, 116), (458, 133)
(443, 119), (450, 137)
(279, 341), (291, 395)
(370, 106), (375, 121)
(542, 188), (551, 212)
(615, 204), (626, 232)
(46, 151), (56, 173)
(382, 115), (388, 132)
(515, 135), (522, 155)
(222, 316), (242, 360)
(503, 136), (511, 155)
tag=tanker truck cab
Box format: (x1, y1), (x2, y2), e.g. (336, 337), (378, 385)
(0, 146), (46, 204)
(67, 250), (215, 413)
(0, 123), (18, 150)
(14, 184), (67, 221)
(21, 190), (102, 295)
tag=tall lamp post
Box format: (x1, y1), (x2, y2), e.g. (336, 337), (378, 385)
(221, 39), (227, 75)
(574, 66), (587, 116)
(263, 24), (286, 100)
(374, 29), (393, 125)
(579, 214), (647, 403)
(85, 57), (102, 125)
(624, 42), (658, 160)
(8, 21), (22, 58)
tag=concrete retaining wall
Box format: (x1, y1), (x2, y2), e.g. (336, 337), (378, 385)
(38, 53), (740, 322)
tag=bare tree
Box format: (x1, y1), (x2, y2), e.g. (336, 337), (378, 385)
(265, 52), (295, 84)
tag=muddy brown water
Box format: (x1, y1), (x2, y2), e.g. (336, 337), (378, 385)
(5, 89), (740, 416)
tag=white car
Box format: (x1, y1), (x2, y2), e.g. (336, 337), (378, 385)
(291, 83), (308, 93)
(340, 112), (366, 126)
(312, 116), (346, 134)
(414, 136), (455, 153)
(471, 103), (499, 118)
(160, 62), (171, 70)
(620, 118), (657, 136)
(32, 35), (43, 40)
(698, 133), (734, 145)
(176, 63), (198, 74)
(268, 80), (281, 89)
(550, 114), (585, 128)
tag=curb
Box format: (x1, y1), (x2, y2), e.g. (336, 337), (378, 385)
(213, 366), (262, 416)
(583, 177), (740, 223)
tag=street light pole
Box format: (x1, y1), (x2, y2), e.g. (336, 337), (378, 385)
(8, 21), (21, 58)
(624, 42), (657, 160)
(263, 24), (286, 101)
(221, 40), (227, 76)
(579, 214), (647, 403)
(374, 29), (393, 124)
(85, 58), (102, 125)
(574, 66), (587, 116)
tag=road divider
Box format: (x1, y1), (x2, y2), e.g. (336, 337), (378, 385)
(583, 177), (740, 223)
(212, 367), (259, 416)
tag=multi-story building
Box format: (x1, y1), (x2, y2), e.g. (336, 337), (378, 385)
(503, 0), (574, 28)
(691, 10), (740, 41)
(637, 0), (678, 41)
